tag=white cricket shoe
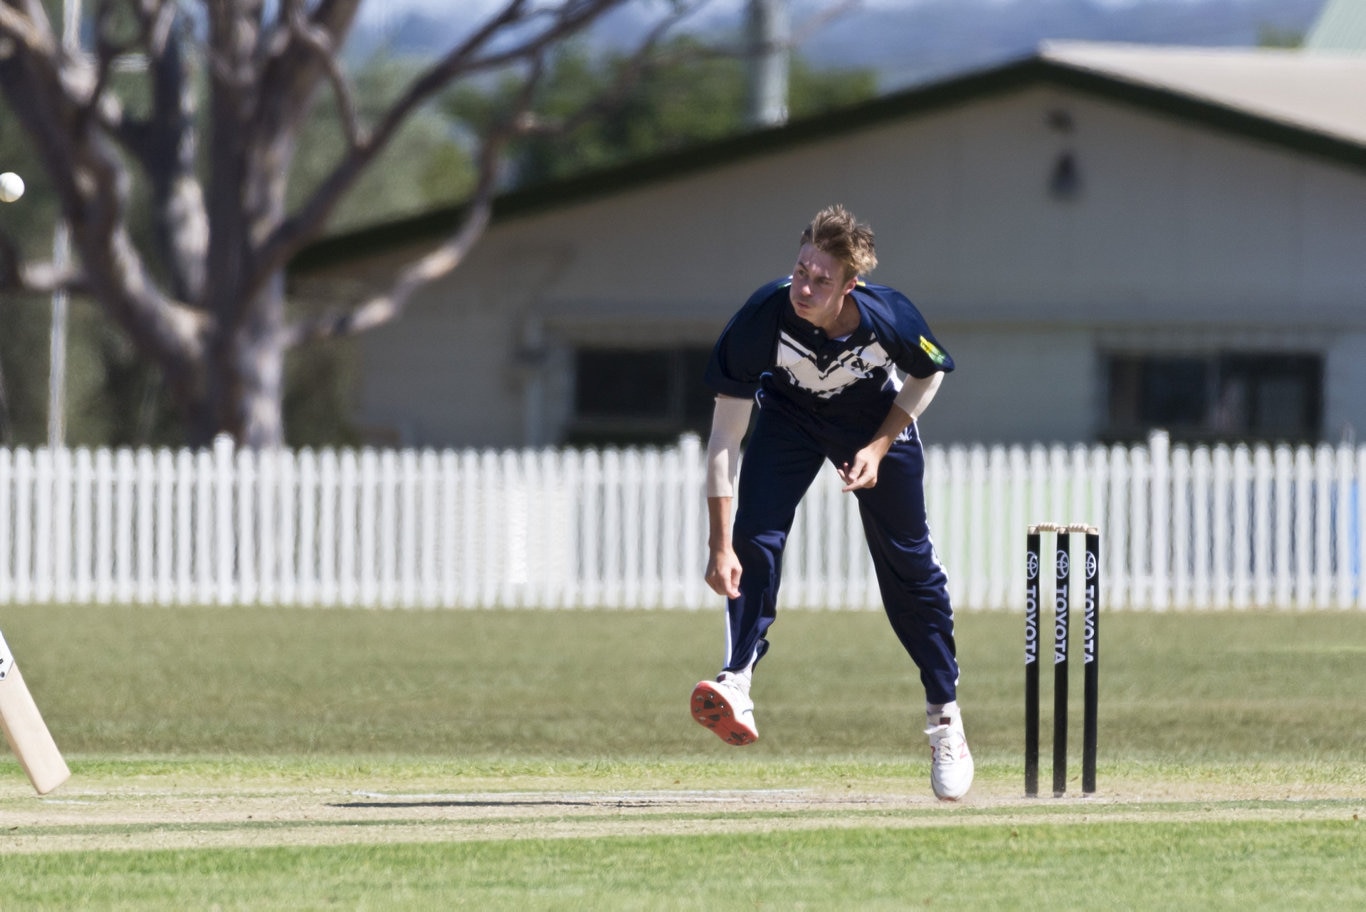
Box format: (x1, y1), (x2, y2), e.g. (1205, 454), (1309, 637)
(926, 704), (974, 801)
(690, 671), (758, 746)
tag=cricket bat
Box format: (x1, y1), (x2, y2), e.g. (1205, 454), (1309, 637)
(0, 629), (71, 795)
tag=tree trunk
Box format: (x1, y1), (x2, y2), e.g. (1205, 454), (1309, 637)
(0, 350), (10, 446)
(1, 0), (692, 449)
(234, 274), (287, 449)
(199, 273), (287, 449)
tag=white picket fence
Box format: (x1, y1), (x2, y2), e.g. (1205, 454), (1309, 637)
(0, 432), (1362, 611)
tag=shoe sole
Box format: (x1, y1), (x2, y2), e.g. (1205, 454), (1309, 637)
(690, 681), (758, 746)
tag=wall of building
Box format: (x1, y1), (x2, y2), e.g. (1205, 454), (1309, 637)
(344, 83), (1366, 447)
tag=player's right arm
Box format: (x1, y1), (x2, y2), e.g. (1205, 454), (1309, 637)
(701, 282), (784, 599)
(705, 497), (742, 599)
(704, 395), (752, 598)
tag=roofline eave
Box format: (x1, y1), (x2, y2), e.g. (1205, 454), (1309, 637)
(291, 54), (1366, 275)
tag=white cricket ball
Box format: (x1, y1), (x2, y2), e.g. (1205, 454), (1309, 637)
(0, 172), (25, 203)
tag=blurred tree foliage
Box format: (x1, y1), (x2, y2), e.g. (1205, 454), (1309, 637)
(0, 105), (59, 447)
(0, 53), (458, 449)
(1256, 25), (1304, 48)
(292, 58), (475, 234)
(2, 27), (873, 449)
(445, 35), (878, 188)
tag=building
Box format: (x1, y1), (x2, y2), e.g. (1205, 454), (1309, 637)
(293, 41), (1366, 449)
(1306, 0), (1366, 54)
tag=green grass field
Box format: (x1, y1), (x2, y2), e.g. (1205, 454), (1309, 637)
(1, 604), (1363, 909)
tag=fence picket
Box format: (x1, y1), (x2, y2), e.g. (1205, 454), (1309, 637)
(256, 449), (276, 606)
(213, 437), (233, 606)
(1, 435), (1364, 611)
(33, 449), (52, 604)
(135, 450), (155, 604)
(1273, 446), (1294, 608)
(1334, 445), (1355, 609)
(175, 449), (193, 604)
(74, 449), (94, 604)
(1171, 445), (1190, 610)
(316, 449), (337, 606)
(277, 449), (298, 605)
(94, 449), (113, 604)
(1314, 445), (1333, 609)
(53, 448), (73, 604)
(1358, 447), (1366, 609)
(13, 450), (33, 602)
(237, 448), (257, 606)
(338, 450), (358, 607)
(1190, 447), (1210, 611)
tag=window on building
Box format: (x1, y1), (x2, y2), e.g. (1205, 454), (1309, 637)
(1105, 351), (1322, 443)
(568, 347), (716, 445)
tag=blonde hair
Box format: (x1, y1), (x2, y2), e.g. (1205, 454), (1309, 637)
(800, 204), (878, 280)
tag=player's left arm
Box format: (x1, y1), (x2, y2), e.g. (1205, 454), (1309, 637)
(840, 287), (954, 491)
(838, 373), (943, 491)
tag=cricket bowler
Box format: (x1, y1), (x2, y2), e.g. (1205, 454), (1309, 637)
(690, 204), (973, 801)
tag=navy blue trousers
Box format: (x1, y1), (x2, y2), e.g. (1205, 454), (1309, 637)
(724, 404), (960, 705)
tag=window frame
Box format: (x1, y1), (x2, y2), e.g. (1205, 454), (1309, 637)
(1102, 349), (1323, 444)
(566, 345), (716, 446)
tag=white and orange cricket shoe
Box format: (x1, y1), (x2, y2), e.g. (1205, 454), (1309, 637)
(926, 702), (974, 801)
(690, 671), (758, 746)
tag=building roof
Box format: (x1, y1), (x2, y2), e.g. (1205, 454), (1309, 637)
(1306, 0), (1366, 54)
(1041, 40), (1366, 145)
(294, 43), (1366, 273)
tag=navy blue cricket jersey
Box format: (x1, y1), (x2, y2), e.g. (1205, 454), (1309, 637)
(704, 277), (954, 436)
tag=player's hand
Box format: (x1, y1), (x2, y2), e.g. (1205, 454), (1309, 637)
(838, 446), (885, 492)
(705, 547), (743, 598)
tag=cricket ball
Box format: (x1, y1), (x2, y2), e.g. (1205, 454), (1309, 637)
(0, 172), (25, 203)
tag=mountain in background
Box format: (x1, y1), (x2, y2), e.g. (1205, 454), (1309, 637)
(809, 0), (1327, 88)
(354, 0), (1327, 90)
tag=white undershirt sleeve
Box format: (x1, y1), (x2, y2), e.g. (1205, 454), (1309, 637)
(705, 395), (754, 498)
(893, 372), (944, 422)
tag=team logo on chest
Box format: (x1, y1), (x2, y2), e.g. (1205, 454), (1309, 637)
(776, 331), (893, 399)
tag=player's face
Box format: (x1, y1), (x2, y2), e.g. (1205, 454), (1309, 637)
(790, 244), (856, 333)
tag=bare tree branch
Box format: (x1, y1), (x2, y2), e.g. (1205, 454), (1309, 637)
(258, 0), (635, 281)
(0, 0), (208, 367)
(282, 195), (492, 347)
(282, 93), (527, 346)
(282, 0), (362, 147)
(790, 0), (862, 46)
(144, 0), (177, 49)
(0, 1), (55, 53)
(280, 0), (710, 344)
(0, 229), (90, 295)
(519, 1), (698, 139)
(1, 0), (736, 444)
(110, 11), (209, 303)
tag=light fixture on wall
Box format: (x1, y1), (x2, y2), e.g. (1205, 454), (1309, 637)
(1049, 150), (1082, 200)
(1044, 107), (1081, 201)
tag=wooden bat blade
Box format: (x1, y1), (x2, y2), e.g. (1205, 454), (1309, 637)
(0, 633), (71, 796)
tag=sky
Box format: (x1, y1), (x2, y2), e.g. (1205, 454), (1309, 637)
(359, 0), (1220, 27)
(376, 0), (1209, 10)
(352, 0), (1323, 89)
